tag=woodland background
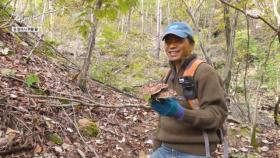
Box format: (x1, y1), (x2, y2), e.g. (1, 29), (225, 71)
(0, 0), (279, 157)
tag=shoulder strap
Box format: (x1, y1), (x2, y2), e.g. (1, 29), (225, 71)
(162, 59), (204, 84)
(162, 69), (171, 83)
(184, 58), (204, 110)
(183, 59), (204, 77)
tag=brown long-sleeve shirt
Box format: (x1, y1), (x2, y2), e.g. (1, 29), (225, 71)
(153, 54), (228, 155)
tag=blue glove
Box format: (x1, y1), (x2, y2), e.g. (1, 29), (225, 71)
(151, 98), (185, 120)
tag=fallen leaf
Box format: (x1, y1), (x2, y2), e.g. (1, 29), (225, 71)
(53, 146), (63, 153)
(62, 143), (72, 151)
(239, 147), (248, 152)
(260, 146), (269, 152)
(78, 118), (93, 127)
(261, 139), (273, 144)
(34, 144), (43, 153)
(66, 128), (73, 133)
(116, 145), (123, 151)
(9, 94), (17, 99)
(0, 137), (8, 147)
(6, 128), (20, 135)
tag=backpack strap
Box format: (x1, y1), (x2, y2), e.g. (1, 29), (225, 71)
(183, 59), (204, 110)
(219, 128), (229, 158)
(162, 69), (171, 83)
(162, 59), (204, 110)
(183, 59), (204, 77)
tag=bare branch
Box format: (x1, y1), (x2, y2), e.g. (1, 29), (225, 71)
(182, 0), (213, 66)
(62, 105), (100, 157)
(24, 34), (43, 59)
(219, 0), (278, 32)
(193, 0), (205, 15)
(18, 93), (150, 109)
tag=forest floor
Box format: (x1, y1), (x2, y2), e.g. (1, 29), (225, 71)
(0, 28), (279, 158)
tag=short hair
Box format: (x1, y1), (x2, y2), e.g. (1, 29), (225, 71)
(186, 36), (195, 45)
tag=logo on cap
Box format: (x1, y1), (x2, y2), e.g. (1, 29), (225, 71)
(170, 25), (179, 29)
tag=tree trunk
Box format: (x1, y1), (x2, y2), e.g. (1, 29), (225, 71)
(141, 0), (144, 37)
(167, 1), (171, 24)
(149, 5), (153, 34)
(223, 7), (239, 93)
(13, 0), (18, 13)
(244, 15), (251, 122)
(272, 0), (280, 42)
(274, 95), (280, 125)
(125, 8), (132, 39)
(184, 3), (213, 66)
(121, 15), (124, 33)
(40, 0), (47, 33)
(78, 0), (102, 92)
(49, 0), (54, 39)
(156, 0), (161, 58)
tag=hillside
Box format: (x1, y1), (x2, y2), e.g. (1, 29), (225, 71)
(0, 27), (158, 157)
(0, 0), (280, 158)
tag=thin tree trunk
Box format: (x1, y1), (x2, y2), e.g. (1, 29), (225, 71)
(141, 0), (144, 37)
(18, 0), (28, 20)
(156, 0), (161, 58)
(150, 5), (153, 34)
(167, 1), (171, 24)
(275, 96), (280, 125)
(125, 8), (132, 39)
(78, 0), (102, 92)
(244, 15), (251, 122)
(223, 8), (239, 93)
(272, 0), (280, 42)
(121, 15), (124, 33)
(13, 0), (17, 13)
(249, 34), (277, 147)
(49, 0), (54, 39)
(184, 2), (213, 66)
(40, 0), (47, 33)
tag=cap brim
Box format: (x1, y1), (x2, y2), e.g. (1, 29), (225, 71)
(162, 30), (188, 40)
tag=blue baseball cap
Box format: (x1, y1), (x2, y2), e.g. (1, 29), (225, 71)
(162, 22), (194, 40)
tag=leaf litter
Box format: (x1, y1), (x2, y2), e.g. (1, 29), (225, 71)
(0, 28), (279, 158)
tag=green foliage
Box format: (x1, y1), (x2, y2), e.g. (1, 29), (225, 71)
(91, 32), (165, 92)
(31, 88), (47, 95)
(143, 94), (151, 101)
(228, 126), (250, 138)
(34, 45), (55, 58)
(264, 41), (280, 91)
(25, 73), (40, 87)
(80, 123), (99, 137)
(235, 30), (257, 58)
(47, 133), (63, 145)
(72, 0), (138, 40)
(97, 24), (123, 56)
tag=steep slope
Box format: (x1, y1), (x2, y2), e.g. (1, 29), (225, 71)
(0, 27), (156, 158)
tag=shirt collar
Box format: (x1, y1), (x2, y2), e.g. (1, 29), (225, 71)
(169, 54), (197, 73)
